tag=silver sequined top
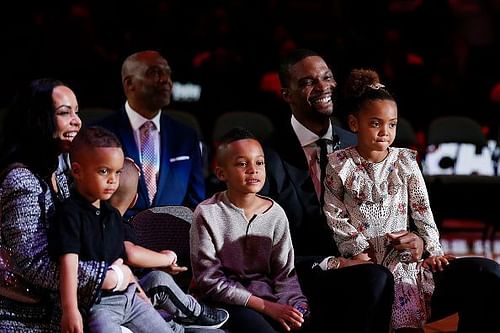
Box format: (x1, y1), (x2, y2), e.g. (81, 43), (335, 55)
(0, 166), (107, 332)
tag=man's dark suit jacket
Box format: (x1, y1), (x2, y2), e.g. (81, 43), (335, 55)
(260, 121), (357, 263)
(97, 108), (205, 218)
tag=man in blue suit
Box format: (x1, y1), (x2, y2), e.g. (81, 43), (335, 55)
(98, 50), (205, 219)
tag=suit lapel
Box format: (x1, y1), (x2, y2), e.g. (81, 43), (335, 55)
(153, 113), (171, 205)
(274, 125), (321, 211)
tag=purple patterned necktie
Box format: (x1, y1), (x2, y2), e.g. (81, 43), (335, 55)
(140, 121), (158, 204)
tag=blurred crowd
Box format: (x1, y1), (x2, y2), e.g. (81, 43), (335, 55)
(1, 0), (499, 138)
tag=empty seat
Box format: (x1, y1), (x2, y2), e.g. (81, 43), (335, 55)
(424, 116), (494, 253)
(164, 109), (203, 139)
(427, 116), (486, 147)
(212, 111), (275, 143)
(393, 117), (417, 148)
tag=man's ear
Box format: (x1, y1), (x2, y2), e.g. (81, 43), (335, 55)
(281, 88), (291, 103)
(215, 166), (226, 182)
(123, 76), (134, 92)
(348, 114), (358, 133)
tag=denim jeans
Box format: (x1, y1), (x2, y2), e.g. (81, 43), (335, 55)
(88, 283), (174, 333)
(139, 270), (226, 333)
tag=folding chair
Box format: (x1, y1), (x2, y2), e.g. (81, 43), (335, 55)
(130, 205), (193, 290)
(393, 117), (417, 148)
(164, 109), (203, 138)
(424, 116), (496, 253)
(212, 110), (275, 142)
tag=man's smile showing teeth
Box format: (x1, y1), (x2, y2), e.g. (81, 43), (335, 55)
(310, 96), (332, 105)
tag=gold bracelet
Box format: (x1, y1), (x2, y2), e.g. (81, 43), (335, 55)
(327, 257), (341, 270)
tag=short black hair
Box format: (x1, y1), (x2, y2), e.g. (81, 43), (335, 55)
(218, 127), (257, 146)
(216, 127), (259, 165)
(70, 126), (122, 162)
(278, 48), (320, 88)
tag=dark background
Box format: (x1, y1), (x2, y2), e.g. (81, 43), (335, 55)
(1, 0), (499, 141)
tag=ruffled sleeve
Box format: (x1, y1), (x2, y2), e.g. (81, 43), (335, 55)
(323, 150), (370, 257)
(398, 149), (443, 256)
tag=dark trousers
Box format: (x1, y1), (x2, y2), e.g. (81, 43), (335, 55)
(430, 257), (500, 333)
(296, 259), (394, 333)
(224, 304), (282, 333)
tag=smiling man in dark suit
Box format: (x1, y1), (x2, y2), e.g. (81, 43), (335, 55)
(260, 49), (395, 332)
(261, 48), (500, 333)
(98, 50), (205, 219)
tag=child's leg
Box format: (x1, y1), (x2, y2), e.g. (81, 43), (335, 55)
(139, 270), (229, 329)
(87, 284), (174, 333)
(87, 294), (127, 333)
(139, 270), (201, 318)
(121, 284), (174, 333)
(224, 304), (280, 333)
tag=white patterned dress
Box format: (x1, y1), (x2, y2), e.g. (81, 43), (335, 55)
(323, 147), (443, 329)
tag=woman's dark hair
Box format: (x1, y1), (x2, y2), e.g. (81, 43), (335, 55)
(0, 78), (66, 178)
(341, 69), (395, 116)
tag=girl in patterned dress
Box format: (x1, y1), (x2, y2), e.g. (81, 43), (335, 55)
(323, 69), (454, 332)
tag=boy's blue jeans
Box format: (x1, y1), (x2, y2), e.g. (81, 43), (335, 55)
(139, 270), (201, 322)
(87, 283), (174, 333)
(139, 270), (225, 333)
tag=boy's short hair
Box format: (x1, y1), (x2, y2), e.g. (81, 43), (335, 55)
(216, 127), (258, 165)
(218, 127), (257, 146)
(70, 126), (122, 162)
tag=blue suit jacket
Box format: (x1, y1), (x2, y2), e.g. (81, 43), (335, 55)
(97, 108), (205, 218)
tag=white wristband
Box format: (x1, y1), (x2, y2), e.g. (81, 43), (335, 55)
(108, 265), (124, 292)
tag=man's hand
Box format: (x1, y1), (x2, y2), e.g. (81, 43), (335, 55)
(386, 231), (424, 262)
(339, 256), (372, 268)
